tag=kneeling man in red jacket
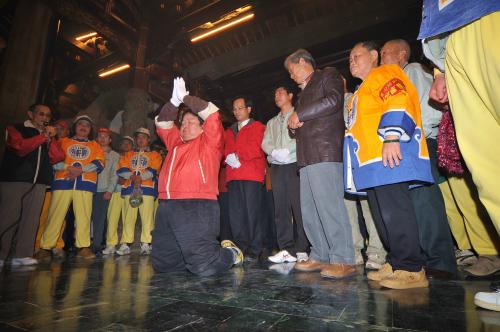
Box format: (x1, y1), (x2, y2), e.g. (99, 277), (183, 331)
(152, 77), (243, 276)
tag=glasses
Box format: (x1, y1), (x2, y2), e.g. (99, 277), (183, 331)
(232, 106), (247, 111)
(35, 112), (51, 118)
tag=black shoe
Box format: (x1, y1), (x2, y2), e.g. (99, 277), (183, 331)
(490, 281), (500, 291)
(426, 268), (455, 279)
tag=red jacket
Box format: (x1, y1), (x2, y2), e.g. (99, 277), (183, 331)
(224, 120), (266, 183)
(155, 104), (223, 200)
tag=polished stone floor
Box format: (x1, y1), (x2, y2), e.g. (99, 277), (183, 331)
(1, 252), (500, 331)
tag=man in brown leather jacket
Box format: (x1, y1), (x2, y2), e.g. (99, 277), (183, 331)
(285, 49), (355, 279)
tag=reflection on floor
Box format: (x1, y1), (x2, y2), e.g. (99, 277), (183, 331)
(1, 254), (500, 331)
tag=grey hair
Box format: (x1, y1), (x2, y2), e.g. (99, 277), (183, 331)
(284, 49), (316, 69)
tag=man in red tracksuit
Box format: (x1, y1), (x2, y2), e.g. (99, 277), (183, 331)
(152, 77), (243, 276)
(224, 96), (266, 261)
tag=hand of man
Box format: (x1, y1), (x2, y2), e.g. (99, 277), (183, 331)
(131, 175), (142, 188)
(103, 192), (112, 200)
(175, 77), (189, 102)
(225, 153), (241, 169)
(118, 177), (126, 185)
(287, 112), (304, 129)
(66, 165), (83, 180)
(382, 135), (403, 169)
(44, 125), (57, 138)
(429, 73), (448, 104)
(170, 78), (181, 107)
(272, 149), (290, 163)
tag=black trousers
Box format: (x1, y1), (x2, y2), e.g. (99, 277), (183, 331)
(151, 199), (234, 277)
(91, 192), (110, 252)
(218, 192), (233, 241)
(367, 182), (425, 272)
(271, 163), (309, 255)
(410, 138), (457, 274)
(227, 180), (263, 257)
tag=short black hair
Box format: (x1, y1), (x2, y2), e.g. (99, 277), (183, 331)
(232, 95), (253, 109)
(180, 109), (204, 125)
(274, 84), (297, 105)
(28, 103), (50, 113)
(354, 40), (380, 53)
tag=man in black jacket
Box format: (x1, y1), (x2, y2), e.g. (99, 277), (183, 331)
(285, 49), (355, 279)
(0, 104), (63, 267)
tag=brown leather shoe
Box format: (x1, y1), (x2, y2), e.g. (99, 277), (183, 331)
(379, 269), (429, 289)
(76, 247), (96, 259)
(294, 259), (324, 272)
(34, 249), (52, 261)
(320, 263), (356, 279)
(367, 263), (393, 281)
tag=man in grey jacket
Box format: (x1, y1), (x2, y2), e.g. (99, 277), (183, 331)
(285, 49), (355, 279)
(262, 85), (309, 265)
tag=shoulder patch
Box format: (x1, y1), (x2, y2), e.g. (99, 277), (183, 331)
(379, 78), (407, 101)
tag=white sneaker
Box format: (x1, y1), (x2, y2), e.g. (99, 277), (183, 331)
(140, 243), (151, 255)
(475, 291), (500, 311)
(296, 252), (309, 262)
(102, 245), (116, 255)
(269, 262), (296, 275)
(366, 254), (385, 270)
(116, 244), (131, 256)
(268, 250), (297, 263)
(11, 257), (38, 266)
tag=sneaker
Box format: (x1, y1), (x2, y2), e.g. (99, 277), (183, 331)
(116, 243), (131, 256)
(456, 249), (478, 266)
(102, 245), (116, 255)
(379, 269), (429, 289)
(76, 247), (96, 259)
(475, 291), (500, 312)
(34, 249), (52, 261)
(367, 263), (393, 281)
(294, 259), (324, 272)
(355, 251), (364, 265)
(140, 243), (152, 255)
(366, 254), (385, 270)
(320, 263), (356, 279)
(268, 250), (297, 263)
(11, 257), (38, 266)
(269, 262), (296, 275)
(221, 240), (244, 265)
(52, 248), (66, 259)
(296, 252), (309, 262)
(464, 255), (500, 277)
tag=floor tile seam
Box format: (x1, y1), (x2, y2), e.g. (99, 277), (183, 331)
(4, 321), (28, 331)
(165, 317), (205, 332)
(245, 304), (340, 320)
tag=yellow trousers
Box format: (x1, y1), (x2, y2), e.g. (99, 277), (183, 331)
(105, 192), (126, 246)
(440, 175), (500, 255)
(445, 12), (500, 231)
(121, 195), (155, 244)
(40, 190), (93, 249)
(35, 191), (65, 250)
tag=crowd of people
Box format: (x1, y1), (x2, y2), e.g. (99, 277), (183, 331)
(0, 0), (499, 313)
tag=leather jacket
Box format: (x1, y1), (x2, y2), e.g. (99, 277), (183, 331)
(294, 67), (345, 167)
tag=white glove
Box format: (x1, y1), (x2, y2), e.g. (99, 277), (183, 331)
(170, 78), (181, 107)
(175, 77), (189, 102)
(225, 153), (241, 169)
(271, 149), (290, 163)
